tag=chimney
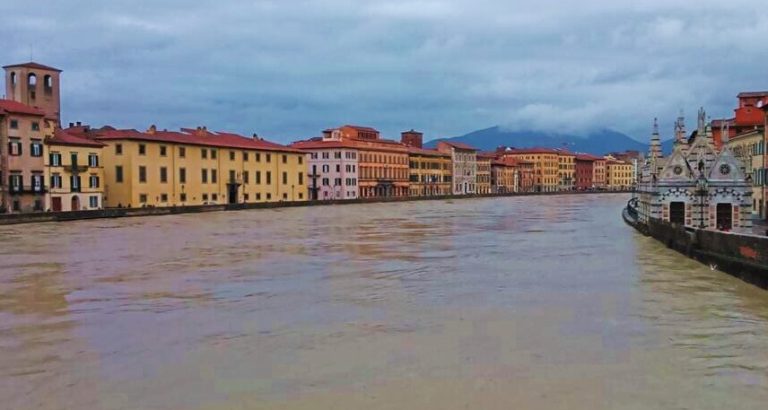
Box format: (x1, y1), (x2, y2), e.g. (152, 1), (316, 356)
(252, 133), (259, 139)
(147, 124), (157, 134)
(76, 121), (82, 127)
(68, 122), (74, 128)
(401, 129), (423, 148)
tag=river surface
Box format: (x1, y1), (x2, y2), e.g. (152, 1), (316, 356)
(1, 194), (768, 409)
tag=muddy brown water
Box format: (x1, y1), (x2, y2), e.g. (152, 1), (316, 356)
(1, 194), (768, 409)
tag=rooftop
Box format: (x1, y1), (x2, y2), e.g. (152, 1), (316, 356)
(0, 99), (46, 116)
(48, 128), (105, 148)
(2, 61), (62, 72)
(72, 126), (304, 153)
(737, 91), (768, 98)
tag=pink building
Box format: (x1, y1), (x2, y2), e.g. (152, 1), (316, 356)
(291, 130), (359, 200)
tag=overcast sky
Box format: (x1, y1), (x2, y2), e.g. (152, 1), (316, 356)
(1, 0), (767, 143)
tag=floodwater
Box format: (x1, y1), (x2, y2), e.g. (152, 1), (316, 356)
(1, 194), (768, 410)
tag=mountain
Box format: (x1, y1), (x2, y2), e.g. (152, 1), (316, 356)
(425, 126), (674, 155)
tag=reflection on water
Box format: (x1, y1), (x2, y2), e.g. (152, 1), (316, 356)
(1, 194), (767, 409)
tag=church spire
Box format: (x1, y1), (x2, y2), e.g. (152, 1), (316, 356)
(674, 109), (687, 146)
(649, 117), (663, 161)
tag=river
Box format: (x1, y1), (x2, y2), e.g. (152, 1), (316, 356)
(1, 194), (767, 409)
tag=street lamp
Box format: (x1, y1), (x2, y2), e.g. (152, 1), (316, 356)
(695, 174), (709, 229)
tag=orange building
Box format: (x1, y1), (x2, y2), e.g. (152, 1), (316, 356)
(326, 125), (409, 198)
(712, 91), (768, 150)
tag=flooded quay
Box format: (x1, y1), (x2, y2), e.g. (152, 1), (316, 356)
(2, 194), (768, 410)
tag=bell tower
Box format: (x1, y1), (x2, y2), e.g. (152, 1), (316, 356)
(3, 62), (62, 126)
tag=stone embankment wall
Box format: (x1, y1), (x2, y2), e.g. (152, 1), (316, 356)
(628, 215), (768, 289)
(0, 190), (629, 226)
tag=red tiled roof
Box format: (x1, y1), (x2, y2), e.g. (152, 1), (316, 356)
(575, 154), (604, 161)
(290, 139), (359, 150)
(2, 62), (62, 72)
(48, 129), (105, 147)
(711, 118), (735, 126)
(476, 151), (497, 159)
(737, 91), (768, 98)
(85, 126), (304, 153)
(437, 141), (477, 151)
(0, 99), (46, 116)
(407, 147), (450, 157)
(342, 125), (379, 132)
(504, 147), (560, 154)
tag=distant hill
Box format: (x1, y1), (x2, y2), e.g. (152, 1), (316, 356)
(425, 126), (674, 155)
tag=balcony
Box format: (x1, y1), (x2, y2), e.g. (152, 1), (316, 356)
(64, 164), (89, 173)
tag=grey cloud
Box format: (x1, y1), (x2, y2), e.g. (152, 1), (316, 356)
(1, 0), (767, 143)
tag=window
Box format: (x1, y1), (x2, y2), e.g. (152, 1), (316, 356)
(161, 193), (168, 202)
(139, 194), (148, 203)
(9, 174), (22, 192)
(299, 156), (303, 165)
(202, 149), (208, 159)
(50, 173), (62, 188)
(88, 153), (99, 167)
(299, 193), (303, 199)
(282, 155), (287, 164)
(243, 171), (249, 184)
(334, 151), (341, 159)
(179, 147), (186, 158)
(9, 119), (18, 129)
(70, 175), (81, 192)
(89, 196), (99, 208)
(70, 152), (79, 168)
(283, 193), (288, 200)
(179, 167), (187, 184)
(89, 175), (100, 188)
(31, 174), (43, 192)
(50, 152), (62, 166)
(282, 172), (288, 184)
(116, 144), (123, 155)
(211, 169), (217, 183)
(160, 167), (168, 183)
(230, 151), (235, 161)
(211, 149), (217, 159)
(244, 193), (249, 201)
(336, 164), (340, 172)
(139, 166), (147, 183)
(202, 194), (209, 201)
(229, 170), (236, 182)
(243, 152), (249, 161)
(266, 171), (271, 184)
(266, 154), (271, 163)
(267, 193), (271, 200)
(116, 166), (124, 183)
(212, 193), (218, 201)
(298, 172), (303, 185)
(139, 144), (146, 155)
(8, 139), (21, 156)
(31, 122), (40, 131)
(180, 193), (187, 202)
(322, 165), (329, 173)
(322, 178), (329, 186)
(256, 193), (261, 200)
(202, 169), (208, 183)
(160, 146), (167, 156)
(256, 153), (261, 162)
(256, 171), (261, 184)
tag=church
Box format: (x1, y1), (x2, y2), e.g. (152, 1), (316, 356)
(633, 108), (753, 233)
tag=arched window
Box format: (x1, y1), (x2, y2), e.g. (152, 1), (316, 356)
(10, 72), (16, 86)
(44, 75), (53, 95)
(28, 73), (37, 87)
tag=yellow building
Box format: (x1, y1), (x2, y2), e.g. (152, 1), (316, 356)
(66, 125), (307, 208)
(476, 153), (493, 194)
(407, 147), (452, 196)
(556, 149), (575, 191)
(45, 128), (105, 211)
(605, 159), (633, 190)
(726, 129), (764, 219)
(500, 148), (559, 192)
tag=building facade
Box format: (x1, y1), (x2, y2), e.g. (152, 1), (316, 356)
(3, 62), (62, 126)
(497, 148), (559, 192)
(555, 149), (576, 191)
(727, 128), (765, 221)
(437, 141), (477, 195)
(635, 108), (753, 233)
(45, 128), (105, 211)
(605, 159), (633, 190)
(67, 125), (307, 208)
(291, 132), (359, 201)
(401, 130), (452, 197)
(491, 158), (518, 193)
(476, 153), (493, 194)
(575, 155), (595, 190)
(0, 100), (49, 213)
